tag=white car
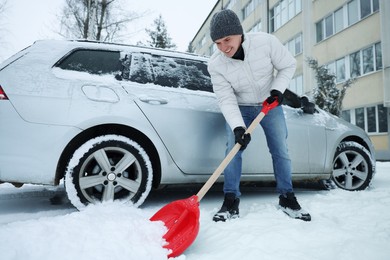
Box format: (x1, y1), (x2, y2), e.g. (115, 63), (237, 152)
(0, 40), (376, 209)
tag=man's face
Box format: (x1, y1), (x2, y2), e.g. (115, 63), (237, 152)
(214, 35), (242, 58)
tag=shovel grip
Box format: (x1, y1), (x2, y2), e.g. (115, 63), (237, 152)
(196, 100), (278, 201)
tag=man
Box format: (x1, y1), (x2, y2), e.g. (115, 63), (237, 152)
(207, 9), (311, 222)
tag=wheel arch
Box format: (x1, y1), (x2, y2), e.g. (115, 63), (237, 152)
(324, 133), (375, 174)
(339, 134), (376, 173)
(55, 124), (161, 188)
(340, 135), (371, 152)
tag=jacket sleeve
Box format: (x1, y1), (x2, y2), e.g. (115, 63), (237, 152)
(268, 34), (296, 94)
(208, 60), (246, 131)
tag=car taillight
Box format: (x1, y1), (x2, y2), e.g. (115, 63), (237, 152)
(0, 85), (8, 100)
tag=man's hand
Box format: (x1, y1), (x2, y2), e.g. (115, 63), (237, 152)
(266, 90), (283, 105)
(233, 126), (251, 151)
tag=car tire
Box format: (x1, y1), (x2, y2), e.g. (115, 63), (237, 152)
(332, 141), (374, 191)
(65, 135), (153, 210)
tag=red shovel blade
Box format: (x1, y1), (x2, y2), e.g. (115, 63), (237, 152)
(150, 195), (200, 258)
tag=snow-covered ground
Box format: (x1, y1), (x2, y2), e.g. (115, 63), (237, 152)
(1, 162), (390, 260)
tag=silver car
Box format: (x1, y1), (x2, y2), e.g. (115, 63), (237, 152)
(0, 40), (376, 209)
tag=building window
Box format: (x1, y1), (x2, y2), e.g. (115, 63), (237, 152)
(341, 110), (351, 122)
(336, 58), (345, 82)
(378, 104), (388, 132)
(360, 0), (371, 19)
(348, 0), (359, 26)
(249, 20), (262, 32)
(316, 0), (380, 43)
(325, 14), (333, 38)
(375, 42), (382, 70)
(242, 0), (260, 20)
(198, 35), (206, 49)
(325, 58), (345, 83)
(289, 74), (303, 95)
(324, 43), (382, 83)
(285, 33), (302, 56)
(373, 0), (379, 11)
(334, 8), (344, 33)
(343, 105), (388, 133)
(288, 0), (295, 19)
(367, 106), (377, 132)
(295, 0), (301, 13)
(355, 107), (365, 130)
(316, 20), (323, 43)
(350, 51), (361, 78)
(348, 42), (382, 79)
(295, 34), (302, 55)
(209, 44), (217, 56)
(362, 46), (374, 74)
(225, 0), (237, 10)
(270, 0), (301, 32)
(327, 62), (336, 76)
(281, 0), (288, 25)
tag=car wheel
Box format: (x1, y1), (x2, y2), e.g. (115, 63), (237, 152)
(332, 141), (374, 191)
(65, 135), (153, 209)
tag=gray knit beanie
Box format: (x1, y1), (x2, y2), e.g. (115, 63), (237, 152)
(210, 9), (243, 42)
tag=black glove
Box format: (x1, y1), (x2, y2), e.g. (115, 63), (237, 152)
(233, 126), (251, 151)
(301, 96), (316, 114)
(266, 90), (283, 106)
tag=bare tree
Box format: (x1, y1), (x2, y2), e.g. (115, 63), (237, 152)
(59, 0), (144, 42)
(0, 0), (7, 34)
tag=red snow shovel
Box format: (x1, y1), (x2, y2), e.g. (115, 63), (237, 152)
(150, 100), (279, 258)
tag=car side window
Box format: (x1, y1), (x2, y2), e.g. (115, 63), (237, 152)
(128, 53), (213, 93)
(55, 49), (121, 75)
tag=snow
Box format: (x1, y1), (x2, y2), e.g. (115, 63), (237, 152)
(1, 162), (390, 260)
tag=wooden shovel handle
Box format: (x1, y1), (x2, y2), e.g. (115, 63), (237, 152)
(196, 100), (277, 201)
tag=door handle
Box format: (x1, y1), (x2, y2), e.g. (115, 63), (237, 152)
(139, 97), (168, 105)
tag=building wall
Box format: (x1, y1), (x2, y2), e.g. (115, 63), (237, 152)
(190, 0), (390, 160)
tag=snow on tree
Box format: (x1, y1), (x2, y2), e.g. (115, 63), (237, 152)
(143, 14), (176, 50)
(186, 42), (195, 53)
(307, 57), (355, 117)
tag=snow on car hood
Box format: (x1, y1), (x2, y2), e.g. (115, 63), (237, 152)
(312, 108), (350, 131)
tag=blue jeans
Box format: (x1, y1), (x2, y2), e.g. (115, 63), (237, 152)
(223, 105), (293, 197)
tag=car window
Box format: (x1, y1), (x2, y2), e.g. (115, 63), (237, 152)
(128, 53), (213, 93)
(55, 49), (121, 75)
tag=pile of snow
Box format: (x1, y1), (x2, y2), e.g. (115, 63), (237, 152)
(0, 202), (168, 260)
(1, 162), (390, 259)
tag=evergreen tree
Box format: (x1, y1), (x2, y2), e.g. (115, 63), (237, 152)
(186, 42), (194, 53)
(307, 57), (355, 117)
(145, 15), (176, 49)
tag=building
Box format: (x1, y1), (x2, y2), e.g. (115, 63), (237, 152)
(190, 0), (390, 160)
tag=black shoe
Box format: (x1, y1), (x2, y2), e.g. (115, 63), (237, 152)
(213, 193), (240, 222)
(279, 192), (311, 221)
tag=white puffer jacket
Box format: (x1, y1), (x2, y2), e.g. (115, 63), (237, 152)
(208, 32), (296, 131)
